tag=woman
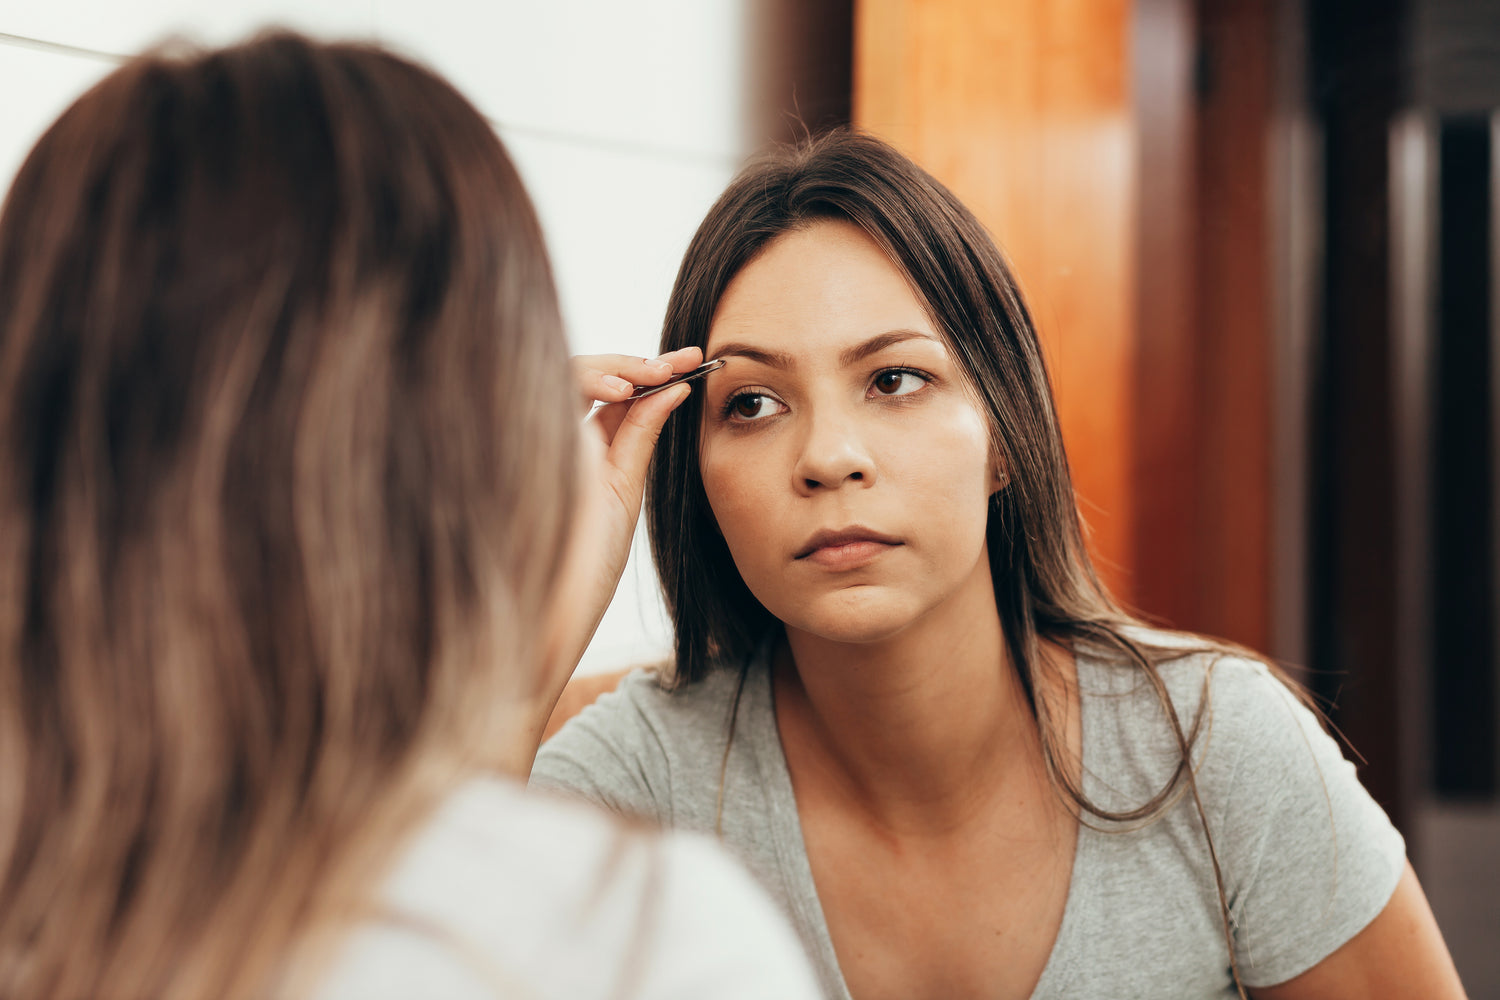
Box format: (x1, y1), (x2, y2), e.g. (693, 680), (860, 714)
(0, 33), (821, 1000)
(534, 131), (1467, 999)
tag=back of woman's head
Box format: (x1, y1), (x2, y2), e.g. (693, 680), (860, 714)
(647, 129), (1117, 687)
(0, 32), (576, 998)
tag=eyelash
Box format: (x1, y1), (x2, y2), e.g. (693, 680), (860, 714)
(716, 366), (935, 423)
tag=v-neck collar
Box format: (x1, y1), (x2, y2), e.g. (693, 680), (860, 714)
(740, 642), (1098, 1000)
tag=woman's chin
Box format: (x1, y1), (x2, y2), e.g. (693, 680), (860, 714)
(774, 587), (924, 646)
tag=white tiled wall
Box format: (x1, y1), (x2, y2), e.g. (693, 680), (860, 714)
(2, 0), (376, 56)
(0, 1), (754, 675)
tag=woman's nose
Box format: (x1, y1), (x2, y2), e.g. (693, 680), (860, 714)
(791, 407), (877, 493)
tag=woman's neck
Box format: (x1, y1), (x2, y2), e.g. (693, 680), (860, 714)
(773, 555), (1052, 835)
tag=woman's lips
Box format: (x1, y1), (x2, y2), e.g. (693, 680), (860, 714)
(800, 539), (901, 571)
(794, 528), (903, 571)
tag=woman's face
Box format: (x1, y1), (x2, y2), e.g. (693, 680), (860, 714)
(698, 219), (1001, 645)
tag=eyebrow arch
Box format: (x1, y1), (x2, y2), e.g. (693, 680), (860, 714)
(708, 329), (940, 370)
(839, 329), (940, 367)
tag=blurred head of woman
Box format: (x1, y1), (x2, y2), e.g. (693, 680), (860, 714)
(0, 33), (579, 998)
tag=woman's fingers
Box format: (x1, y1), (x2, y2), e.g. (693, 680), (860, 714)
(595, 382), (693, 508)
(587, 343), (701, 455)
(572, 347), (703, 415)
(590, 399), (631, 444)
(574, 355), (669, 410)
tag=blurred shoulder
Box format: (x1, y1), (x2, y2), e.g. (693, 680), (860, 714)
(320, 777), (820, 999)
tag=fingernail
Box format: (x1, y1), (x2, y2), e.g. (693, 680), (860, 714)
(604, 375), (633, 392)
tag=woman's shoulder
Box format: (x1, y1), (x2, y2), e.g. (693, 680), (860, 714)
(530, 661), (765, 822)
(1080, 625), (1300, 736)
(545, 662), (755, 762)
(609, 661), (751, 717)
(1074, 626), (1407, 985)
(318, 776), (820, 999)
(1075, 626), (1330, 806)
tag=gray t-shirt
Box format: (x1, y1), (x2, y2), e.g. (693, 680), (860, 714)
(531, 636), (1406, 999)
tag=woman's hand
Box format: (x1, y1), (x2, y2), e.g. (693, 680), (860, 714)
(518, 347), (702, 766)
(574, 348), (703, 548)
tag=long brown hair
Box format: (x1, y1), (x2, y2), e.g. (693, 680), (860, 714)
(647, 129), (1285, 996)
(0, 33), (577, 999)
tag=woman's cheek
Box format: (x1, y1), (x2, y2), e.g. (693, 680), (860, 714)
(701, 448), (755, 544)
(701, 448), (783, 587)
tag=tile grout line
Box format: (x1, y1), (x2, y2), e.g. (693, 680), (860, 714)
(0, 31), (126, 64)
(488, 118), (740, 170)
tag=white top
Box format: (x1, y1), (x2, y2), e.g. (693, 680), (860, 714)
(532, 633), (1408, 998)
(316, 776), (823, 1000)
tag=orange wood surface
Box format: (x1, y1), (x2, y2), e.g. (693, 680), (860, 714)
(855, 0), (1140, 604)
(853, 0), (1275, 650)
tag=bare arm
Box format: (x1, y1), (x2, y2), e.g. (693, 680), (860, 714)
(541, 668), (633, 744)
(1252, 862), (1465, 1000)
(513, 348), (701, 772)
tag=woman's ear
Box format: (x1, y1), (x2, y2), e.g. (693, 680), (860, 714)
(986, 434), (1009, 495)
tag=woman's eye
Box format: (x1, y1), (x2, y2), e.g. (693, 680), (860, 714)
(871, 369), (927, 397)
(726, 393), (785, 421)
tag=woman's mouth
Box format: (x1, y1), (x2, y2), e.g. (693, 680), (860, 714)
(794, 528), (903, 570)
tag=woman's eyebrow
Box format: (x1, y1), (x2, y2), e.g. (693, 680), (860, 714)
(708, 329), (940, 369)
(838, 329), (940, 367)
(707, 343), (793, 368)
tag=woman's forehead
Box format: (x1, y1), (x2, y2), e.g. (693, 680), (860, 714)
(705, 219), (939, 359)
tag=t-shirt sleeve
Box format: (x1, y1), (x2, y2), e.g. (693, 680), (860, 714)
(1210, 659), (1407, 988)
(529, 672), (674, 822)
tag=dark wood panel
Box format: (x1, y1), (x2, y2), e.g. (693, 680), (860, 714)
(1308, 0), (1408, 829)
(1432, 117), (1497, 797)
(1132, 0), (1276, 651)
(1193, 0), (1274, 651)
(1133, 0), (1203, 632)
